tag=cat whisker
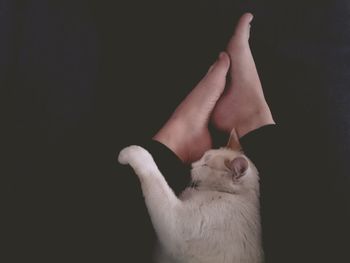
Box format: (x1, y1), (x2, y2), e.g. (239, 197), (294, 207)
(189, 180), (200, 189)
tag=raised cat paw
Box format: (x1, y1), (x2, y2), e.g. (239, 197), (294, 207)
(118, 146), (132, 165)
(118, 145), (154, 169)
(118, 145), (140, 165)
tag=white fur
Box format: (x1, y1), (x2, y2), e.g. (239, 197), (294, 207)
(118, 145), (263, 263)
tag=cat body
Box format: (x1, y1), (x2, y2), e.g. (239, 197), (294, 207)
(118, 145), (263, 263)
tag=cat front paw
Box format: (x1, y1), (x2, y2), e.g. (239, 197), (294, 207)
(118, 148), (129, 165)
(118, 145), (137, 165)
(118, 145), (154, 168)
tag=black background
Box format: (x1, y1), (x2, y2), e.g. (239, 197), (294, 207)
(2, 0), (350, 262)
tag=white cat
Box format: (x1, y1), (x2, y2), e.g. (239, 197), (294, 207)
(118, 142), (263, 263)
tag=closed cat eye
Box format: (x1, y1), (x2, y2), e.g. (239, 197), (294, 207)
(204, 154), (212, 162)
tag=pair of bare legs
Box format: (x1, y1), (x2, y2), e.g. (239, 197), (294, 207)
(153, 13), (275, 163)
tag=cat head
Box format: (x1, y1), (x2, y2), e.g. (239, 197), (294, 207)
(190, 148), (259, 195)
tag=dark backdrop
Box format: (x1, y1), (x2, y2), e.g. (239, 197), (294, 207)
(2, 1), (350, 262)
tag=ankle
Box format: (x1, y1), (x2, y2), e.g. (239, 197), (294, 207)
(153, 119), (189, 163)
(237, 108), (275, 138)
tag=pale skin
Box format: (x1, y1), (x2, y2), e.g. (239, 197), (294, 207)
(153, 13), (275, 164)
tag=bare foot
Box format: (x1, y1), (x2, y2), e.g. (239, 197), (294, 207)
(153, 53), (230, 163)
(211, 13), (275, 138)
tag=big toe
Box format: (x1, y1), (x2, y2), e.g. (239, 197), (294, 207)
(227, 13), (253, 52)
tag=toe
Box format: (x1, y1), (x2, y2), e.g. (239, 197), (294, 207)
(206, 52), (230, 81)
(227, 13), (253, 51)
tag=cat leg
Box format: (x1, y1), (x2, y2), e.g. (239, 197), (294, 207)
(118, 146), (181, 244)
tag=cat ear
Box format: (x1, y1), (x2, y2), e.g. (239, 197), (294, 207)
(226, 128), (242, 151)
(225, 157), (249, 180)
